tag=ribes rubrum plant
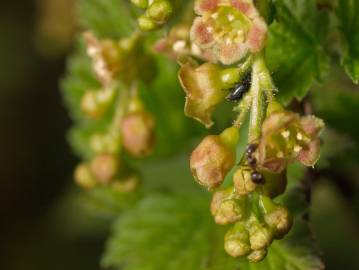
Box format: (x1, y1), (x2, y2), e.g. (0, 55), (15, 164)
(62, 0), (359, 269)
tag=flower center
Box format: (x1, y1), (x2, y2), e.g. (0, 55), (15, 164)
(204, 6), (251, 44)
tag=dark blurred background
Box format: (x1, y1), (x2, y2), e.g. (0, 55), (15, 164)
(0, 1), (106, 269)
(0, 1), (358, 270)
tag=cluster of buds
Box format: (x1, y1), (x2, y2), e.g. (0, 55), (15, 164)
(190, 126), (293, 261)
(74, 154), (140, 192)
(223, 195), (292, 262)
(131, 0), (173, 31)
(74, 31), (157, 193)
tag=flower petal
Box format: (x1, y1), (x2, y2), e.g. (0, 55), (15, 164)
(194, 0), (219, 15)
(190, 17), (215, 48)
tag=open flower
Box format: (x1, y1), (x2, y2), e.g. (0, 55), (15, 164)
(190, 0), (267, 65)
(256, 111), (324, 173)
(178, 60), (226, 127)
(154, 24), (216, 61)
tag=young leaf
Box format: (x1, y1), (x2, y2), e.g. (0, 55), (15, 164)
(336, 0), (359, 84)
(266, 0), (330, 104)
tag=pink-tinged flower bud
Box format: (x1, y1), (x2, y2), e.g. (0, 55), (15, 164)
(74, 163), (97, 189)
(211, 187), (247, 225)
(191, 0), (268, 65)
(190, 127), (238, 189)
(90, 154), (120, 184)
(178, 61), (226, 127)
(120, 111), (155, 157)
(224, 222), (251, 257)
(256, 111), (324, 173)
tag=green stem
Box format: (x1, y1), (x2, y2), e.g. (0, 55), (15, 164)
(248, 55), (271, 142)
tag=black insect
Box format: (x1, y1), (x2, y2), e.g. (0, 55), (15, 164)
(226, 71), (252, 102)
(246, 143), (258, 168)
(251, 171), (265, 185)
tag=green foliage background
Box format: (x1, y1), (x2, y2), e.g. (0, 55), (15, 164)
(59, 0), (359, 269)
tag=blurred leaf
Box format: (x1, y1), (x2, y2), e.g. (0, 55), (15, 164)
(266, 0), (330, 104)
(102, 165), (323, 270)
(336, 0), (359, 84)
(77, 0), (135, 39)
(311, 180), (359, 270)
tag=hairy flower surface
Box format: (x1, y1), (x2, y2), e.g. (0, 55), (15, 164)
(178, 61), (226, 127)
(190, 0), (267, 65)
(256, 111), (324, 173)
(190, 128), (237, 189)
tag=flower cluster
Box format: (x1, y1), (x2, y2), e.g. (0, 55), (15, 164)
(74, 32), (157, 193)
(180, 0), (325, 262)
(131, 0), (173, 31)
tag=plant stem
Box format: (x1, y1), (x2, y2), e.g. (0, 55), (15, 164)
(248, 55), (268, 142)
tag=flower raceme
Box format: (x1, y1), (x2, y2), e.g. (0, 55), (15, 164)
(191, 0), (268, 65)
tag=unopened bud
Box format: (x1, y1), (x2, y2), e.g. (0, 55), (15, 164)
(248, 222), (273, 250)
(264, 206), (292, 239)
(74, 163), (97, 189)
(147, 1), (172, 24)
(90, 154), (120, 184)
(138, 15), (158, 31)
(190, 129), (237, 189)
(224, 223), (251, 257)
(266, 101), (284, 116)
(211, 187), (247, 225)
(120, 111), (155, 157)
(247, 249), (267, 262)
(233, 167), (256, 195)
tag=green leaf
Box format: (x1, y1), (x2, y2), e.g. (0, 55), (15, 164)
(336, 0), (359, 84)
(77, 0), (135, 39)
(102, 165), (324, 270)
(265, 0), (330, 104)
